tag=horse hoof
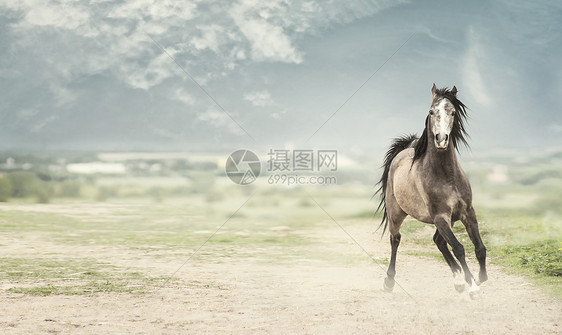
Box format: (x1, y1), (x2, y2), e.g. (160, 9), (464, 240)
(479, 272), (488, 284)
(383, 277), (395, 292)
(453, 271), (465, 293)
(469, 290), (481, 300)
(469, 279), (480, 299)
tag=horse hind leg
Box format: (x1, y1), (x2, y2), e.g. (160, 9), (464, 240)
(383, 207), (407, 292)
(433, 229), (464, 292)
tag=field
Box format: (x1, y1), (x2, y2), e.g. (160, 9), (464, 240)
(0, 151), (561, 334)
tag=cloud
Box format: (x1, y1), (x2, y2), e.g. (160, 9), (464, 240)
(231, 2), (303, 64)
(121, 52), (178, 90)
(244, 90), (274, 107)
(271, 109), (287, 119)
(0, 0), (406, 144)
(107, 0), (197, 22)
(1, 0), (401, 94)
(17, 108), (38, 121)
(169, 88), (195, 106)
(197, 109), (244, 135)
(1, 0), (90, 30)
(30, 114), (58, 133)
(229, 0), (403, 64)
(191, 25), (223, 52)
(19, 2), (90, 30)
(461, 27), (492, 106)
(49, 83), (77, 107)
(244, 90), (286, 120)
(149, 126), (182, 140)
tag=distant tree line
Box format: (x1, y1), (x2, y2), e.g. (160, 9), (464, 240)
(0, 171), (81, 203)
(0, 172), (50, 203)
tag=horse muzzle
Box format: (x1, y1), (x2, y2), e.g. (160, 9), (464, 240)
(435, 133), (449, 150)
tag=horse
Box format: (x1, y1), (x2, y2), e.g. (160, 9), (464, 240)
(375, 84), (487, 296)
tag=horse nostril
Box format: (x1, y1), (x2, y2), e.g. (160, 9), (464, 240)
(436, 134), (448, 143)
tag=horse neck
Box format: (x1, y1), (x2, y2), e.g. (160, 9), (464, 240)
(422, 134), (459, 179)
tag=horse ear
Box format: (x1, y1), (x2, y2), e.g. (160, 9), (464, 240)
(431, 83), (437, 98)
(451, 86), (458, 97)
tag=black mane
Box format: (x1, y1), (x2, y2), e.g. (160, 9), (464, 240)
(414, 87), (470, 161)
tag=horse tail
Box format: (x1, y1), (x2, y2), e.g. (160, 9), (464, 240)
(375, 134), (418, 236)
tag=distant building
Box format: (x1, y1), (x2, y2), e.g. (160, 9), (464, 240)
(6, 157), (15, 169)
(487, 165), (509, 183)
(66, 162), (126, 175)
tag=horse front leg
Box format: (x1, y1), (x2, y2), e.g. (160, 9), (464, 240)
(433, 229), (465, 292)
(433, 214), (479, 296)
(461, 206), (488, 284)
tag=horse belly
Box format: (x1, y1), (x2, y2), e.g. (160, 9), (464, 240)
(392, 164), (432, 223)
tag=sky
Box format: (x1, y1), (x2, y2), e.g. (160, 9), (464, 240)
(0, 0), (561, 156)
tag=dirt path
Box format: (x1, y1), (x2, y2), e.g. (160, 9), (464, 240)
(1, 219), (561, 334)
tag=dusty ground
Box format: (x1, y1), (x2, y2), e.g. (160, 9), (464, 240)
(0, 204), (561, 334)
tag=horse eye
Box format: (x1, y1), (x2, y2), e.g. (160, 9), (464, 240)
(429, 110), (434, 115)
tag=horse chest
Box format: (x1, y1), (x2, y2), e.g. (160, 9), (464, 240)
(418, 179), (465, 221)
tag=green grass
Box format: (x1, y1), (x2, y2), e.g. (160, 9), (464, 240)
(489, 240), (562, 297)
(0, 202), (312, 248)
(0, 257), (172, 296)
(476, 208), (561, 297)
(494, 241), (561, 277)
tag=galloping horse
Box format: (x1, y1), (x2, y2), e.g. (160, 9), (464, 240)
(376, 84), (487, 296)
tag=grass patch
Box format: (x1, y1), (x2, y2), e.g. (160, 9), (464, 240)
(1, 257), (172, 296)
(491, 240), (562, 277)
(400, 220), (428, 235)
(404, 250), (443, 261)
(478, 209), (562, 296)
(489, 240), (562, 297)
